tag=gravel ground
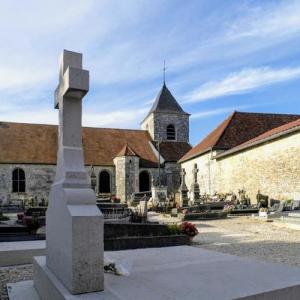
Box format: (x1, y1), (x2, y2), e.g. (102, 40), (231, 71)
(1, 216), (300, 298)
(148, 213), (300, 266)
(192, 216), (300, 266)
(0, 265), (32, 299)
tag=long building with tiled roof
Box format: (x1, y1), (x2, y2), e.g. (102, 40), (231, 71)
(180, 112), (300, 203)
(0, 84), (191, 203)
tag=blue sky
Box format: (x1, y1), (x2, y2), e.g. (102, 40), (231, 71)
(0, 0), (300, 145)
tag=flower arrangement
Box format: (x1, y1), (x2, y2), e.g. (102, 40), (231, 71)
(259, 207), (268, 212)
(223, 204), (235, 213)
(180, 222), (199, 237)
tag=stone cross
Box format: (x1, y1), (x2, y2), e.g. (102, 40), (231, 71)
(192, 163), (198, 183)
(33, 50), (104, 298)
(179, 168), (189, 207)
(190, 164), (200, 205)
(180, 168), (187, 189)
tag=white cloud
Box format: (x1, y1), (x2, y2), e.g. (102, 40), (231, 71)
(82, 108), (148, 128)
(186, 66), (300, 103)
(191, 105), (252, 120)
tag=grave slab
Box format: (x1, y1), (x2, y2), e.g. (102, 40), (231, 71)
(8, 246), (300, 300)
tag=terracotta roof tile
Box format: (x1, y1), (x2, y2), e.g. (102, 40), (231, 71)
(179, 112), (300, 163)
(116, 144), (138, 157)
(0, 122), (158, 168)
(221, 117), (300, 156)
(153, 141), (192, 162)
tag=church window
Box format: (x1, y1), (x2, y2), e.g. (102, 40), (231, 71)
(12, 168), (26, 193)
(166, 124), (176, 140)
(99, 170), (111, 193)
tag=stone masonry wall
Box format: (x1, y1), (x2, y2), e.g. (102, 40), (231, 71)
(216, 132), (300, 202)
(141, 112), (189, 142)
(0, 164), (56, 204)
(181, 151), (218, 196)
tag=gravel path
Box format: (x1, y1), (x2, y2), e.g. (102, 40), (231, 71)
(192, 216), (300, 266)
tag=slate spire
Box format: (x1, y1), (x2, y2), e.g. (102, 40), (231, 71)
(145, 83), (187, 120)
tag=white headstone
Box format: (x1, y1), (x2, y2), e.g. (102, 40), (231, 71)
(33, 50), (104, 298)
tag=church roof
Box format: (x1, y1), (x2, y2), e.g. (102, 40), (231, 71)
(179, 111), (300, 163)
(143, 83), (188, 121)
(115, 144), (138, 157)
(216, 117), (300, 158)
(152, 141), (192, 162)
(0, 122), (158, 168)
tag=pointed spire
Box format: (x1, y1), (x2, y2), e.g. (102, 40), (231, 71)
(115, 143), (138, 157)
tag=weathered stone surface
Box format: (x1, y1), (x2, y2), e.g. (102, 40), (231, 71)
(182, 131), (300, 202)
(34, 50), (104, 297)
(141, 112), (189, 142)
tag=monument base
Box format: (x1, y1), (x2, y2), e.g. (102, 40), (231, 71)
(32, 256), (115, 300)
(8, 246), (300, 300)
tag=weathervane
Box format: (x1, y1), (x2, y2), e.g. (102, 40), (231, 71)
(163, 59), (167, 84)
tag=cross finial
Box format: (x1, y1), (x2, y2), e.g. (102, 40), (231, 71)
(163, 60), (167, 84)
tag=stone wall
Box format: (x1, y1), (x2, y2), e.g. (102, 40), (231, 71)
(0, 164), (56, 204)
(181, 151), (218, 196)
(141, 112), (189, 142)
(0, 164), (116, 204)
(91, 166), (115, 194)
(216, 132), (300, 202)
(181, 131), (300, 203)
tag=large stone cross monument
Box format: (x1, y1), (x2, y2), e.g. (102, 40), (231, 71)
(33, 50), (104, 299)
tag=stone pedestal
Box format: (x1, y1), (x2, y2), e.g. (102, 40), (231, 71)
(151, 185), (168, 203)
(33, 50), (104, 299)
(179, 168), (189, 207)
(190, 183), (200, 204)
(189, 164), (200, 205)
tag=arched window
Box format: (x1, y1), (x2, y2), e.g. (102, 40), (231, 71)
(99, 170), (111, 193)
(139, 171), (150, 192)
(12, 168), (26, 193)
(166, 124), (176, 140)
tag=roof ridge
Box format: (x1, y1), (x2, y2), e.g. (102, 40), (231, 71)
(0, 121), (150, 133)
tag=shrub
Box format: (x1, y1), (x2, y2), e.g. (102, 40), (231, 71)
(167, 224), (182, 235)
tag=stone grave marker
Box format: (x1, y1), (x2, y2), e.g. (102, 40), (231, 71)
(179, 168), (189, 207)
(189, 163), (200, 205)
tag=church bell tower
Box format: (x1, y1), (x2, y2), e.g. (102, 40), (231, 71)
(141, 83), (190, 143)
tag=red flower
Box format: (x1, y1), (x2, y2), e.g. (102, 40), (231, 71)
(180, 222), (198, 237)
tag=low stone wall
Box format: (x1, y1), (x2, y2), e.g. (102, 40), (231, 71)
(104, 223), (171, 238)
(105, 235), (190, 251)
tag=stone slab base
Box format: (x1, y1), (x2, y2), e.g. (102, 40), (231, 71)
(8, 246), (300, 300)
(0, 241), (45, 267)
(32, 256), (116, 300)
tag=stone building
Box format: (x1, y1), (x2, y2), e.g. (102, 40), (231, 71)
(0, 83), (191, 204)
(179, 112), (300, 202)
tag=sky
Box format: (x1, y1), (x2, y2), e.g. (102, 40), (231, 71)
(0, 0), (300, 145)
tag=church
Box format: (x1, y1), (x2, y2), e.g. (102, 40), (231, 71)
(0, 83), (191, 204)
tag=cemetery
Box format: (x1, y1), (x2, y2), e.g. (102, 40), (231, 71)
(0, 50), (299, 300)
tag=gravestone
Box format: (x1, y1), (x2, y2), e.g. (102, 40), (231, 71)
(33, 50), (104, 298)
(189, 163), (200, 205)
(179, 168), (189, 207)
